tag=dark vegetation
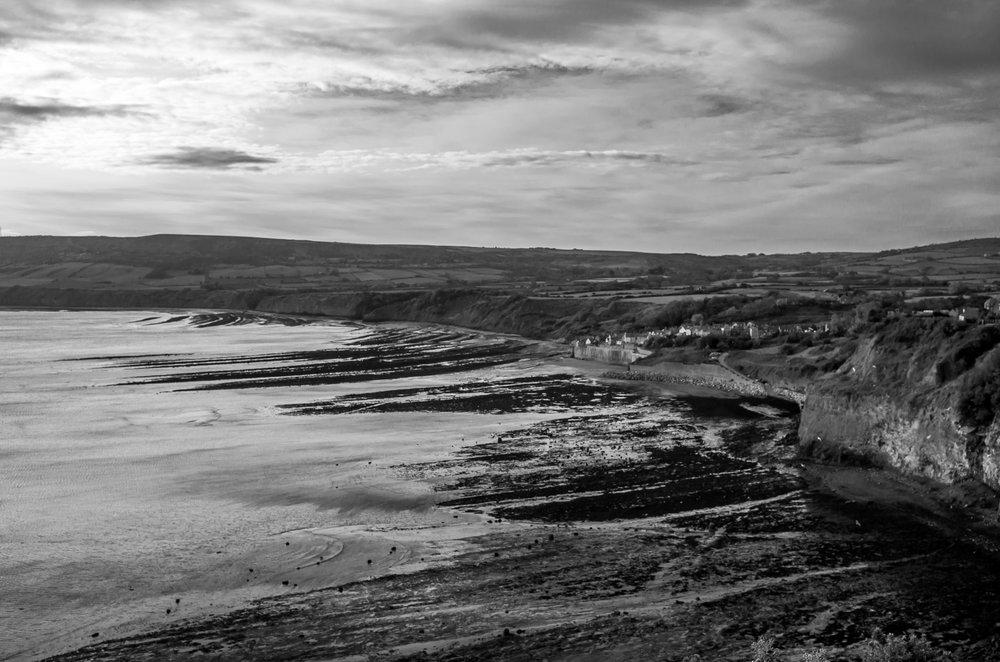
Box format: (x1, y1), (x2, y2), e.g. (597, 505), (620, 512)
(936, 326), (1000, 383)
(857, 320), (1000, 416)
(958, 350), (1000, 429)
(2, 235), (998, 296)
(0, 233), (834, 285)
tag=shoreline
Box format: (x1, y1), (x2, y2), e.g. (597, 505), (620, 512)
(598, 363), (805, 407)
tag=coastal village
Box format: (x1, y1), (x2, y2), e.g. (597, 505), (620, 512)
(568, 295), (1000, 408)
(573, 295), (1000, 368)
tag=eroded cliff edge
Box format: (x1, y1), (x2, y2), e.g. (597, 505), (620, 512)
(794, 319), (1000, 493)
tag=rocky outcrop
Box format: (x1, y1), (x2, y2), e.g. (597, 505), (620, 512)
(602, 368), (772, 398)
(799, 391), (974, 480)
(797, 320), (1000, 491)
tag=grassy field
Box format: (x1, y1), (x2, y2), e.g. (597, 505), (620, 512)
(1, 236), (998, 329)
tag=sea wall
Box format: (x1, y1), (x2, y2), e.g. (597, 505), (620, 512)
(571, 344), (638, 365)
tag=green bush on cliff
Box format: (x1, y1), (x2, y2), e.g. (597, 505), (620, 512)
(873, 317), (957, 345)
(958, 351), (1000, 429)
(750, 636), (780, 661)
(948, 326), (1000, 375)
(930, 324), (1000, 384)
(858, 629), (946, 662)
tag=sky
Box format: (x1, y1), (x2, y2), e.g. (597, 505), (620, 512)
(0, 0), (998, 254)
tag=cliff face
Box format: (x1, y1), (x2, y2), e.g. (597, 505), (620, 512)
(799, 390), (975, 481)
(798, 321), (1000, 491)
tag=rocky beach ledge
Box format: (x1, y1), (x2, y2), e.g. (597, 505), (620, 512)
(601, 359), (807, 407)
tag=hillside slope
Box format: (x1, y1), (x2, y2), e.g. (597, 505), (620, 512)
(1, 234), (833, 287)
(788, 319), (1000, 491)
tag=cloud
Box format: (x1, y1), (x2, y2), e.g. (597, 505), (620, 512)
(411, 0), (750, 46)
(269, 148), (695, 174)
(471, 148), (691, 169)
(0, 98), (141, 146)
(4, 118), (998, 253)
(825, 157), (902, 167)
(806, 0), (1000, 82)
(0, 0), (997, 253)
(0, 98), (133, 121)
(142, 147), (278, 170)
(699, 94), (752, 117)
(307, 61), (599, 103)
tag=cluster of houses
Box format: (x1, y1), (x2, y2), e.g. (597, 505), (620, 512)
(572, 320), (834, 354)
(914, 296), (1000, 323)
(675, 321), (770, 340)
(571, 296), (1000, 365)
(647, 320), (828, 342)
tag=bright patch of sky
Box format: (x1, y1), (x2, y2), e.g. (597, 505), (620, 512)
(1, 0), (998, 251)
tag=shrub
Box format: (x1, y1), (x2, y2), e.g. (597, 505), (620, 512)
(673, 335), (695, 347)
(751, 636), (780, 662)
(950, 326), (1000, 374)
(727, 336), (754, 350)
(858, 629), (948, 662)
(958, 358), (1000, 429)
